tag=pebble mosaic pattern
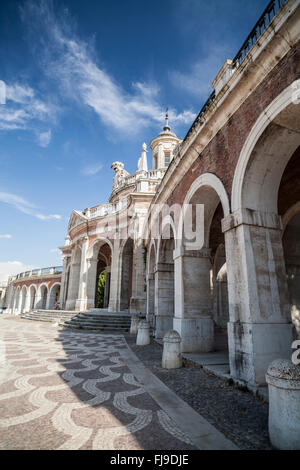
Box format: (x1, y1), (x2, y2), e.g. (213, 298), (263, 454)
(0, 318), (195, 450)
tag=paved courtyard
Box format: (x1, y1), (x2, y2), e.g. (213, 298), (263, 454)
(0, 316), (237, 450)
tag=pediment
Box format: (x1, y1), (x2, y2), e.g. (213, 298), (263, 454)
(68, 210), (87, 232)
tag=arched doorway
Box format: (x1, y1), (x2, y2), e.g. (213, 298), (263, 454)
(210, 210), (229, 354)
(120, 238), (134, 311)
(146, 242), (156, 327)
(20, 286), (27, 314)
(229, 88), (300, 385)
(36, 285), (48, 310)
(49, 283), (61, 310)
(174, 174), (230, 353)
(155, 223), (175, 338)
(29, 285), (37, 310)
(279, 145), (300, 340)
(94, 242), (112, 309)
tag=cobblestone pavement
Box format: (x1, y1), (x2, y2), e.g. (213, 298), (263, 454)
(0, 317), (196, 450)
(126, 336), (272, 450)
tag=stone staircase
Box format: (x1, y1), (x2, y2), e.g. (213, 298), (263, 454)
(21, 310), (78, 323)
(61, 311), (132, 332)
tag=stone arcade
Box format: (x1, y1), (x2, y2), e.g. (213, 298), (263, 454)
(4, 0), (300, 393)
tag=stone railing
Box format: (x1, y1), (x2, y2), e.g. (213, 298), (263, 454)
(111, 168), (166, 197)
(13, 266), (63, 281)
(183, 0), (287, 143)
(84, 196), (131, 219)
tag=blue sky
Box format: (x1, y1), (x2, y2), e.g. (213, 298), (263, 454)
(0, 0), (267, 280)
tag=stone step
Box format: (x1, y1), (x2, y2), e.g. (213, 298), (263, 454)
(67, 317), (130, 324)
(79, 313), (131, 320)
(23, 313), (76, 319)
(63, 322), (130, 329)
(61, 323), (130, 331)
(21, 309), (132, 332)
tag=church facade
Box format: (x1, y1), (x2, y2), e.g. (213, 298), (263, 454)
(5, 0), (300, 389)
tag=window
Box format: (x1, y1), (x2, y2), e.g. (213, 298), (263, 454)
(153, 154), (158, 170)
(164, 152), (171, 167)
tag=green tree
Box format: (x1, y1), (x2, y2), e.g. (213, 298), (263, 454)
(96, 270), (106, 308)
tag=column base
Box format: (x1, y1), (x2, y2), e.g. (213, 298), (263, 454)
(228, 321), (294, 386)
(130, 297), (146, 314)
(65, 300), (76, 311)
(155, 315), (174, 339)
(147, 313), (155, 328)
(75, 299), (89, 311)
(173, 317), (214, 352)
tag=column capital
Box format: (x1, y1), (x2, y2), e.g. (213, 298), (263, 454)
(155, 262), (174, 273)
(173, 245), (211, 260)
(222, 208), (283, 233)
(86, 257), (97, 263)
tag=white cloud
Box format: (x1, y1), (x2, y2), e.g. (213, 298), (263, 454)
(0, 82), (57, 133)
(0, 234), (12, 239)
(81, 163), (103, 176)
(50, 248), (60, 253)
(0, 191), (61, 221)
(0, 261), (36, 282)
(37, 129), (51, 147)
(36, 213), (61, 220)
(21, 0), (196, 135)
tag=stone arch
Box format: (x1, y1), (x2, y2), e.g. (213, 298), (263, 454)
(146, 240), (157, 326)
(20, 285), (27, 314)
(155, 222), (176, 338)
(13, 286), (21, 314)
(147, 239), (157, 274)
(28, 284), (37, 311)
(172, 174), (230, 353)
(177, 173), (230, 250)
(225, 83), (300, 385)
(232, 81), (300, 212)
(36, 283), (49, 310)
(48, 283), (61, 310)
(92, 240), (112, 309)
(87, 237), (113, 259)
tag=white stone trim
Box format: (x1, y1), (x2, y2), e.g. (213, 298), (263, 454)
(232, 81), (299, 212)
(177, 172), (230, 245)
(86, 237), (113, 259)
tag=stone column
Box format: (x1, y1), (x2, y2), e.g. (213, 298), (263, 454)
(65, 253), (81, 311)
(222, 209), (294, 386)
(45, 291), (51, 310)
(24, 290), (31, 313)
(146, 273), (155, 327)
(154, 262), (174, 338)
(130, 241), (146, 314)
(103, 267), (111, 308)
(108, 238), (119, 312)
(85, 257), (98, 310)
(173, 246), (214, 352)
(75, 237), (89, 311)
(59, 256), (69, 309)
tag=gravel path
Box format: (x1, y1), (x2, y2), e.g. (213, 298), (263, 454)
(125, 335), (272, 450)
